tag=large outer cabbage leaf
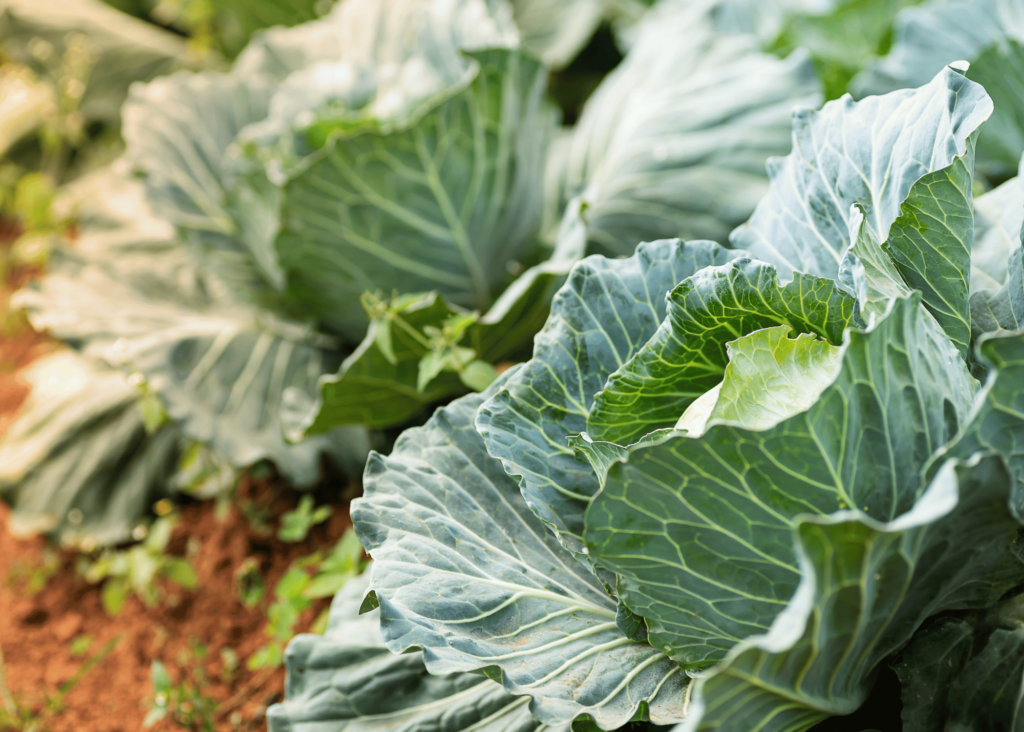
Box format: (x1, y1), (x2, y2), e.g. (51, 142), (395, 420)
(13, 168), (370, 489)
(0, 350), (180, 548)
(972, 157), (1024, 294)
(123, 70), (280, 293)
(852, 0), (1024, 178)
(272, 47), (551, 341)
(585, 295), (978, 667)
(941, 331), (1024, 516)
(891, 593), (1024, 732)
(676, 454), (1023, 731)
(0, 0), (193, 125)
(731, 65), (990, 356)
(266, 572), (560, 732)
(547, 0), (822, 257)
(123, 0), (530, 342)
(353, 384), (690, 730)
(476, 239), (743, 556)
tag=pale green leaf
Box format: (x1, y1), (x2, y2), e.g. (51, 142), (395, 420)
(274, 48), (551, 340)
(585, 295), (977, 666)
(971, 158), (1024, 294)
(510, 0), (603, 69)
(708, 326), (842, 431)
(588, 258), (858, 445)
(548, 0), (822, 256)
(942, 330), (1024, 517)
(0, 350), (181, 548)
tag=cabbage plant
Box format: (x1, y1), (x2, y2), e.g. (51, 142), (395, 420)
(269, 64), (1024, 731)
(1, 0), (821, 545)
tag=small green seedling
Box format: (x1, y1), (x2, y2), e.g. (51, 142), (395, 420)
(144, 643), (218, 732)
(78, 515), (198, 616)
(248, 528), (367, 669)
(68, 634), (93, 658)
(233, 557), (265, 609)
(277, 495), (331, 543)
(6, 547), (59, 595)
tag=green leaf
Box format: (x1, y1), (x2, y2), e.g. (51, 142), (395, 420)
(0, 350), (181, 549)
(680, 454), (1023, 731)
(163, 558), (198, 590)
(303, 212), (587, 433)
(706, 326), (843, 431)
(102, 576), (131, 617)
(274, 48), (552, 340)
(852, 0), (1024, 179)
(942, 330), (1024, 516)
(417, 349), (456, 394)
(302, 571), (356, 600)
(234, 558), (265, 608)
(123, 69), (281, 292)
(322, 528), (365, 573)
(548, 0), (822, 257)
(355, 387), (690, 729)
(247, 643), (283, 670)
(275, 566), (312, 601)
(732, 65), (990, 357)
(267, 573), (562, 732)
(304, 293), (469, 431)
(476, 239), (743, 556)
(971, 242), (1024, 338)
(150, 659), (172, 694)
(838, 203), (914, 320)
(458, 360), (498, 392)
(588, 258), (858, 445)
(893, 592), (1024, 732)
(891, 617), (976, 732)
(278, 496), (329, 542)
(144, 516), (175, 553)
(16, 232), (370, 488)
(769, 0), (918, 99)
(584, 295), (977, 666)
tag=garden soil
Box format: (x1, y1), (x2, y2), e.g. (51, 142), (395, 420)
(0, 255), (357, 732)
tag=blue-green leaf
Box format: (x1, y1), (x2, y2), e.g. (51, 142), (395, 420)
(549, 0), (822, 257)
(852, 0), (1024, 178)
(678, 454), (1023, 732)
(354, 386), (690, 729)
(274, 48), (552, 340)
(942, 330), (1024, 517)
(267, 573), (559, 732)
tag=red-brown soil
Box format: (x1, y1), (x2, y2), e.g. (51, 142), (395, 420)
(0, 477), (354, 732)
